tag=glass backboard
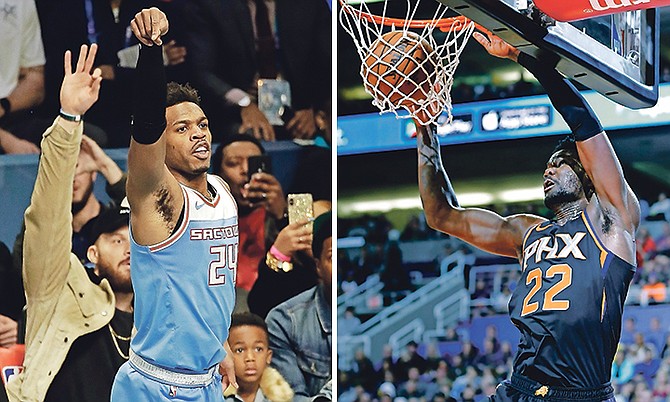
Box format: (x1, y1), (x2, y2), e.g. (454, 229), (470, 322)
(436, 0), (659, 108)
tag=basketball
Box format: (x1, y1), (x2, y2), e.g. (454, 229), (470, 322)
(363, 31), (435, 106)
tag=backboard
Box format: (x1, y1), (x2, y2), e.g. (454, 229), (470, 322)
(436, 0), (659, 108)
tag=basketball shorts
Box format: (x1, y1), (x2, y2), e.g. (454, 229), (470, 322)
(110, 361), (224, 402)
(490, 373), (616, 402)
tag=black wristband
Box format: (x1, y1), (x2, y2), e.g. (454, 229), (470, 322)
(131, 44), (167, 144)
(0, 98), (10, 115)
(518, 52), (602, 141)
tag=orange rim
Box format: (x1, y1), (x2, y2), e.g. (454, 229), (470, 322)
(339, 0), (489, 33)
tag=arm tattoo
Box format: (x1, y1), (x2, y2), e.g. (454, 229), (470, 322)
(418, 126), (460, 208)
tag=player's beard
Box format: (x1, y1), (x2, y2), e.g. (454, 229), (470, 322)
(544, 178), (582, 210)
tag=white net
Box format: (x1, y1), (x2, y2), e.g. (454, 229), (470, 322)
(339, 0), (476, 126)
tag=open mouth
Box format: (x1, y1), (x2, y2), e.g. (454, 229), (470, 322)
(192, 142), (210, 159)
(543, 179), (554, 192)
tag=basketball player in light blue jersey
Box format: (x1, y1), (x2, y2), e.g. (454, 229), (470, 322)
(110, 8), (238, 401)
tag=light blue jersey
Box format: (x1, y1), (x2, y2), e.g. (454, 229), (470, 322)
(129, 174), (238, 373)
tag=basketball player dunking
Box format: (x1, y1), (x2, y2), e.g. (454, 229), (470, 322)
(415, 33), (638, 401)
(111, 8), (238, 401)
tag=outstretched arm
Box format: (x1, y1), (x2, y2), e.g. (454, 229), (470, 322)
(23, 45), (102, 300)
(473, 32), (640, 236)
(417, 124), (544, 259)
(126, 8), (182, 245)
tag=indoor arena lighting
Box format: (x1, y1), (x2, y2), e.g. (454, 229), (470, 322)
(340, 192), (495, 214)
(498, 187), (545, 203)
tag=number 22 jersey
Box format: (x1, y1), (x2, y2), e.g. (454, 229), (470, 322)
(509, 211), (635, 388)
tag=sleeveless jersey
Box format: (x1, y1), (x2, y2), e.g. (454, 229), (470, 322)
(509, 211), (635, 388)
(129, 174), (238, 373)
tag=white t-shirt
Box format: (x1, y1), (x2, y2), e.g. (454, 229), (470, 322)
(0, 0), (45, 98)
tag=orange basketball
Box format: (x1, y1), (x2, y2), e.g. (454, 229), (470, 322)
(363, 31), (435, 106)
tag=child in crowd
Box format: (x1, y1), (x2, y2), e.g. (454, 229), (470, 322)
(224, 313), (293, 402)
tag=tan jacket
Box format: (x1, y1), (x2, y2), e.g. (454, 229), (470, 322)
(6, 119), (115, 402)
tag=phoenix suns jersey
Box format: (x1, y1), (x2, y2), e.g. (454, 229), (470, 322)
(129, 175), (238, 373)
(508, 211), (635, 388)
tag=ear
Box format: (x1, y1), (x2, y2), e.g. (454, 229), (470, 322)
(266, 349), (273, 364)
(314, 258), (322, 278)
(87, 244), (100, 275)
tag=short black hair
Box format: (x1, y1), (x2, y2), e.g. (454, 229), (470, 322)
(553, 135), (578, 155)
(166, 82), (200, 108)
(211, 135), (266, 175)
(230, 312), (268, 335)
(552, 136), (595, 200)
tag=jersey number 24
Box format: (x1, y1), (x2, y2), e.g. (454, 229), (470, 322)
(208, 244), (238, 286)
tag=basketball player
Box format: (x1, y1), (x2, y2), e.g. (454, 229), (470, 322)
(110, 8), (238, 401)
(415, 33), (638, 401)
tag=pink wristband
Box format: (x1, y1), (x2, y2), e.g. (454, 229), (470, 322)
(270, 245), (291, 262)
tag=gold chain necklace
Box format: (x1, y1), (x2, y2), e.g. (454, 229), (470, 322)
(108, 323), (131, 360)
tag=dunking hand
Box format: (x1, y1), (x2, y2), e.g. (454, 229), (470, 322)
(472, 31), (520, 62)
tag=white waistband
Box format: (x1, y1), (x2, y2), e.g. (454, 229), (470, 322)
(129, 349), (217, 387)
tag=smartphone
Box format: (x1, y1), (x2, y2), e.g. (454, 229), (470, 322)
(247, 155), (272, 182)
(287, 193), (314, 231)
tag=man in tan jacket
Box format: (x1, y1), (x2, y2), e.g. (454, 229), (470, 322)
(6, 44), (134, 402)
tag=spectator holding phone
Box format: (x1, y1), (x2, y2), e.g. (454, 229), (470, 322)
(212, 135), (288, 311)
(265, 211), (332, 401)
(247, 199), (330, 318)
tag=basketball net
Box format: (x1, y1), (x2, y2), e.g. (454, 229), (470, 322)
(339, 0), (476, 126)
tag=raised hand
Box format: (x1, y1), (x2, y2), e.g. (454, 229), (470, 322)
(242, 172), (286, 218)
(286, 109), (317, 140)
(272, 219), (314, 259)
(131, 8), (169, 47)
(80, 135), (124, 184)
(60, 44), (103, 116)
(239, 104), (275, 141)
(472, 31), (520, 62)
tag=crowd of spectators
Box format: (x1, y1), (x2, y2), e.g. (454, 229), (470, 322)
(337, 192), (670, 401)
(1, 0), (331, 155)
(339, 191), (670, 314)
(337, 313), (670, 402)
(337, 326), (514, 402)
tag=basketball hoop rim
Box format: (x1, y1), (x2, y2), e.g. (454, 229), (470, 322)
(338, 0), (488, 33)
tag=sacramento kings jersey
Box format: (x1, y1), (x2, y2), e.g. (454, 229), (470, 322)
(129, 175), (238, 373)
(509, 211), (635, 388)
